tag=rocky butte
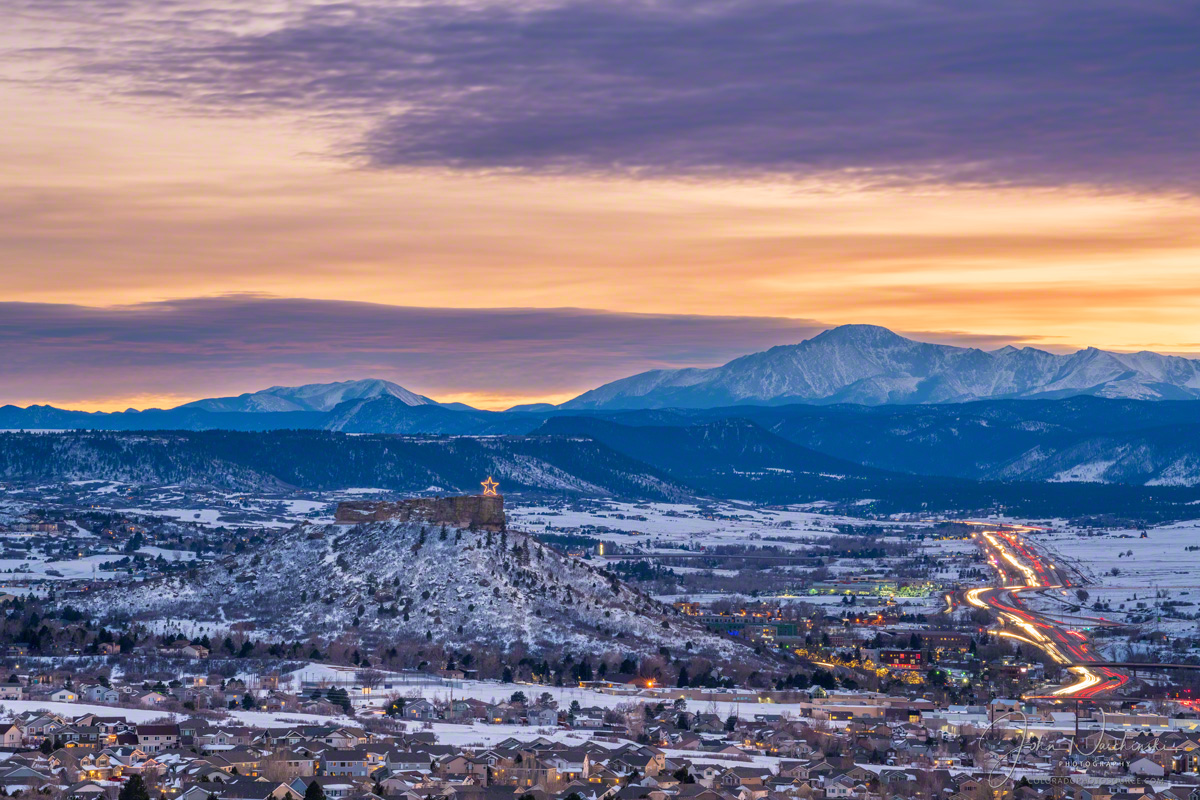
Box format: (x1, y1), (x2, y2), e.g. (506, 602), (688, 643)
(334, 494), (505, 531)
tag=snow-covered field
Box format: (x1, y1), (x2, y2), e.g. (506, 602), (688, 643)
(0, 699), (353, 728)
(0, 683), (798, 766)
(0, 542), (198, 582)
(508, 500), (915, 551)
(1023, 520), (1200, 640)
(0, 554), (120, 580)
(0, 479), (341, 532)
(1035, 520), (1200, 588)
(0, 700), (177, 722)
(280, 664), (803, 720)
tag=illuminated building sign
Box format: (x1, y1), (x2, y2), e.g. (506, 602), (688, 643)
(880, 649), (924, 670)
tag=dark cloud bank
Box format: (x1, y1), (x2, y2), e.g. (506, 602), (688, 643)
(0, 297), (823, 402)
(0, 296), (1026, 406)
(81, 0), (1200, 188)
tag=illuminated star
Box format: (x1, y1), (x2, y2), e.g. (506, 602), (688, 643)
(481, 476), (499, 496)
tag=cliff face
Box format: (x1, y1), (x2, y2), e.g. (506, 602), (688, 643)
(334, 494), (505, 530)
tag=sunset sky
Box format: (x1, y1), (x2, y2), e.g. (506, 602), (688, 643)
(4, 0), (1200, 410)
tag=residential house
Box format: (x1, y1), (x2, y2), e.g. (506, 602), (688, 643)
(0, 723), (22, 748)
(527, 708), (558, 727)
(403, 700), (438, 721)
(83, 686), (121, 704)
(135, 691), (171, 708)
(288, 776), (359, 800)
(319, 749), (371, 778)
(136, 724), (180, 753)
(1129, 757), (1166, 778)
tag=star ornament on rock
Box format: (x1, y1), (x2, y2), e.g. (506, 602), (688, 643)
(481, 476), (499, 496)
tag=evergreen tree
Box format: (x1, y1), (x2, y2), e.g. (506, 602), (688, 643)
(119, 775), (151, 800)
(304, 782), (326, 800)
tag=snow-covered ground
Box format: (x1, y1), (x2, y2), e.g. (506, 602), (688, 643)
(1035, 520), (1200, 588)
(279, 664), (803, 720)
(0, 700), (177, 722)
(0, 683), (800, 766)
(1025, 520), (1200, 641)
(0, 554), (125, 580)
(508, 500), (915, 551)
(0, 543), (198, 582)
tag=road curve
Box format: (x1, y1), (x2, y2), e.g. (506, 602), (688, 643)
(966, 529), (1128, 699)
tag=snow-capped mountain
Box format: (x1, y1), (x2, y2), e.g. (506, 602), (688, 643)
(85, 518), (742, 657)
(562, 325), (1200, 409)
(179, 378), (437, 413)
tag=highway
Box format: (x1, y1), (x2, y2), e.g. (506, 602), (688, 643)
(966, 529), (1129, 699)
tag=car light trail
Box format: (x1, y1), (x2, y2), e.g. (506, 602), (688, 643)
(970, 526), (1127, 699)
(983, 532), (1040, 587)
(1053, 667), (1102, 696)
(996, 630), (1041, 648)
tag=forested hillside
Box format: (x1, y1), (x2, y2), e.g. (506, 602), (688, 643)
(2, 429), (1200, 520)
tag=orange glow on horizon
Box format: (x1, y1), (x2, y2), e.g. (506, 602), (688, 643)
(4, 81), (1200, 397)
(7, 389), (585, 414)
(5, 393), (203, 415)
(434, 390), (581, 412)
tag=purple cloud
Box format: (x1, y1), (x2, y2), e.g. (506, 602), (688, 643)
(0, 296), (1030, 408)
(44, 0), (1200, 189)
(0, 297), (822, 405)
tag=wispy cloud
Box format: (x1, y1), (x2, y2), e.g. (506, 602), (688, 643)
(16, 0), (1199, 189)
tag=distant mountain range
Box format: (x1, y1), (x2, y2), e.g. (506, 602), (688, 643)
(9, 326), (1200, 426)
(179, 378), (439, 413)
(562, 324), (1200, 409)
(0, 378), (479, 433)
(6, 327), (1200, 492)
(7, 394), (1200, 489)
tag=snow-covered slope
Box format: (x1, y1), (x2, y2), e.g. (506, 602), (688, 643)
(181, 379), (437, 413)
(0, 430), (689, 498)
(563, 325), (1200, 409)
(86, 520), (741, 657)
(988, 427), (1200, 486)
